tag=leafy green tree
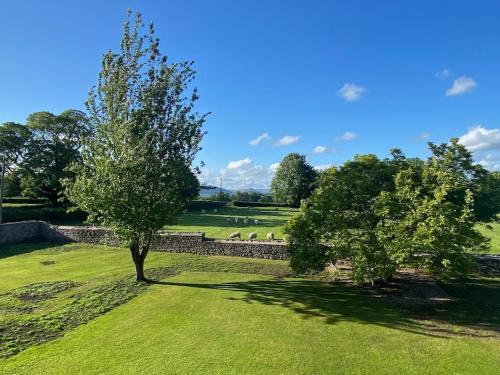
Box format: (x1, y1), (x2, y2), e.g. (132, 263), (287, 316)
(271, 153), (317, 207)
(66, 12), (206, 281)
(474, 171), (500, 222)
(285, 155), (396, 283)
(286, 142), (489, 284)
(19, 110), (91, 204)
(0, 122), (31, 172)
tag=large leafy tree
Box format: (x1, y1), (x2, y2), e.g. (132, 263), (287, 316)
(66, 12), (206, 281)
(0, 122), (31, 171)
(286, 142), (489, 284)
(271, 153), (317, 207)
(19, 110), (91, 204)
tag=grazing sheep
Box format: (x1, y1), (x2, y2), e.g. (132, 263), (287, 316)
(266, 232), (274, 241)
(227, 231), (241, 240)
(254, 219), (259, 225)
(248, 232), (257, 240)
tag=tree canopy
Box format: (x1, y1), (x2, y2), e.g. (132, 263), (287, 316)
(285, 141), (491, 284)
(271, 153), (317, 207)
(66, 11), (206, 281)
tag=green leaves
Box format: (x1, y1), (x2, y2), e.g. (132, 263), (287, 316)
(287, 141), (491, 284)
(66, 11), (205, 279)
(271, 153), (317, 207)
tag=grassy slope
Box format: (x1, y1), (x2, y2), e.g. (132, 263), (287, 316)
(1, 243), (499, 374)
(166, 206), (297, 239)
(476, 222), (500, 254)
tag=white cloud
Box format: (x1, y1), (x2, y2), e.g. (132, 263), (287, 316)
(417, 132), (430, 141)
(313, 145), (328, 154)
(275, 135), (300, 146)
(249, 132), (270, 146)
(446, 76), (477, 96)
(336, 131), (358, 141)
(337, 83), (366, 102)
(458, 126), (500, 172)
(478, 154), (500, 171)
(459, 126), (500, 151)
(227, 158), (252, 169)
(314, 164), (333, 171)
(269, 162), (280, 172)
(200, 159), (280, 190)
(435, 69), (452, 79)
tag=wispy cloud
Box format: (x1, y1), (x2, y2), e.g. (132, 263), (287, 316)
(313, 145), (328, 154)
(416, 132), (430, 141)
(446, 76), (477, 96)
(435, 68), (452, 79)
(275, 135), (300, 146)
(336, 131), (358, 141)
(337, 83), (366, 102)
(249, 132), (270, 146)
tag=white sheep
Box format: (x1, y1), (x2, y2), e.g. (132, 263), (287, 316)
(254, 219), (259, 225)
(248, 232), (257, 240)
(227, 231), (241, 240)
(266, 232), (274, 241)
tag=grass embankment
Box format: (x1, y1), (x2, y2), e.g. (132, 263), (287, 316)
(0, 242), (499, 374)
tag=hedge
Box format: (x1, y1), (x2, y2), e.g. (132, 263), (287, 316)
(187, 200), (226, 210)
(232, 200), (290, 208)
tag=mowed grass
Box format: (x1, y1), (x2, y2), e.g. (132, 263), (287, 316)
(0, 243), (499, 374)
(165, 206), (297, 240)
(476, 222), (500, 254)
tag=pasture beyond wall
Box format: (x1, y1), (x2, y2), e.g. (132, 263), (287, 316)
(0, 221), (289, 260)
(1, 221), (499, 273)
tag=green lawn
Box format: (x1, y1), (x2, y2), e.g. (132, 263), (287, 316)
(476, 222), (500, 254)
(166, 206), (298, 239)
(0, 242), (499, 374)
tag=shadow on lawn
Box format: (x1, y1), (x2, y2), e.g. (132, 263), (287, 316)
(157, 276), (500, 338)
(156, 278), (441, 337)
(0, 241), (63, 259)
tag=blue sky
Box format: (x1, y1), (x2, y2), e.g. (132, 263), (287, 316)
(1, 0), (500, 189)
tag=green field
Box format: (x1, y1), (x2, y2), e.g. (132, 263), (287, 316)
(477, 222), (500, 254)
(0, 242), (499, 374)
(166, 206), (298, 240)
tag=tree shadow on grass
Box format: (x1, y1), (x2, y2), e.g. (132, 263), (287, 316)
(0, 241), (65, 259)
(156, 278), (447, 338)
(407, 276), (500, 336)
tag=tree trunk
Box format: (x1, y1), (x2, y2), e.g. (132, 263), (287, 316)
(134, 256), (146, 281)
(129, 232), (152, 282)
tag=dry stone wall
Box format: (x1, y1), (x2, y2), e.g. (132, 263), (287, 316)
(1, 222), (499, 270)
